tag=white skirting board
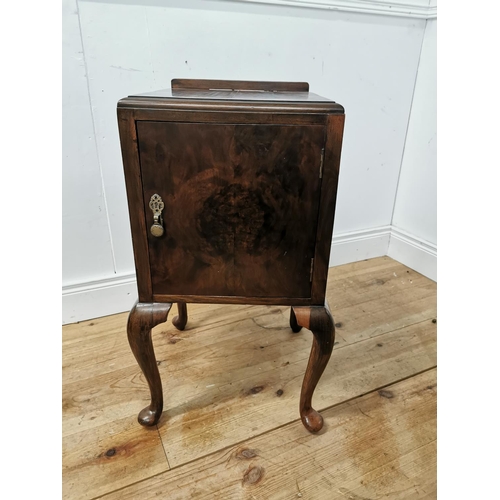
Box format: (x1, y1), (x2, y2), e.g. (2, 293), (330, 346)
(62, 274), (138, 325)
(62, 225), (435, 324)
(329, 226), (391, 267)
(387, 226), (437, 282)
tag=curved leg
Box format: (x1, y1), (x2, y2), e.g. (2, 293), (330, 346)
(289, 307), (302, 333)
(127, 301), (172, 426)
(172, 301), (188, 331)
(292, 304), (335, 433)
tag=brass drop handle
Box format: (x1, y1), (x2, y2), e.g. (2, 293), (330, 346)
(149, 194), (165, 237)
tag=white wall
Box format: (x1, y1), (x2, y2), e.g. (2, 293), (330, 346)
(62, 0), (436, 323)
(62, 0), (115, 285)
(389, 18), (437, 280)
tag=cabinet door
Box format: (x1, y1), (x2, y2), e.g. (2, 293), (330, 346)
(137, 121), (324, 298)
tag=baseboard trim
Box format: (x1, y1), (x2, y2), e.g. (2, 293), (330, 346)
(387, 226), (437, 281)
(62, 225), (436, 324)
(329, 225), (392, 266)
(62, 273), (138, 325)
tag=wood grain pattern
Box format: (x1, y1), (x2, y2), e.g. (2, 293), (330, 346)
(63, 416), (168, 500)
(62, 257), (437, 500)
(151, 294), (313, 305)
(293, 304), (335, 432)
(137, 121), (324, 298)
(100, 370), (437, 500)
(127, 302), (172, 426)
(155, 310), (436, 468)
(128, 108), (328, 125)
(311, 114), (345, 303)
(118, 97), (343, 115)
(171, 78), (309, 92)
(117, 108), (153, 301)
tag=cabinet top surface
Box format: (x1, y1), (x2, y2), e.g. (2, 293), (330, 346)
(129, 88), (332, 103)
(119, 80), (343, 113)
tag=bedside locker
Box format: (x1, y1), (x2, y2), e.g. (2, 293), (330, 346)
(117, 79), (345, 433)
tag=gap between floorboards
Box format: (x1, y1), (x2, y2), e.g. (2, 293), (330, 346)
(91, 365), (437, 500)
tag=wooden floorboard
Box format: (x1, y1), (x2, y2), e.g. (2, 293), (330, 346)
(62, 257), (437, 499)
(62, 416), (169, 500)
(100, 370), (437, 500)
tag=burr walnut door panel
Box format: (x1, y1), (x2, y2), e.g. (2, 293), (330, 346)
(136, 121), (325, 298)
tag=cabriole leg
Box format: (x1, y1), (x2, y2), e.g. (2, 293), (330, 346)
(292, 304), (335, 433)
(127, 301), (172, 426)
(289, 307), (302, 333)
(172, 301), (188, 331)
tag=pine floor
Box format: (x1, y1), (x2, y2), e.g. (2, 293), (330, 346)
(62, 256), (437, 499)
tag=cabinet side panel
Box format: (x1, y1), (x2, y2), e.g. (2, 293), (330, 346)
(311, 114), (345, 304)
(117, 108), (152, 301)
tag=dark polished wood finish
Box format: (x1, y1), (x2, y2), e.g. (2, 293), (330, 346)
(151, 294), (312, 306)
(171, 78), (309, 92)
(289, 307), (302, 333)
(172, 302), (187, 331)
(311, 114), (345, 302)
(137, 121), (324, 298)
(118, 79), (344, 433)
(127, 302), (172, 426)
(117, 109), (152, 302)
(292, 305), (335, 432)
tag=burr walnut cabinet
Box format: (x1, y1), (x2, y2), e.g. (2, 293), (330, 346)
(117, 79), (345, 433)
